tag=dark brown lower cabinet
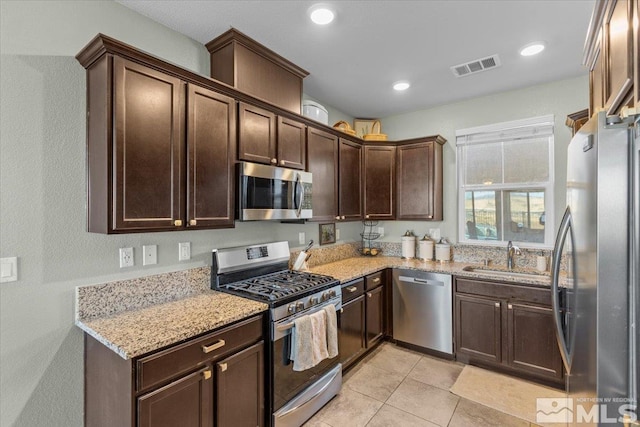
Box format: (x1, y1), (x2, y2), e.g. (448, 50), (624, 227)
(84, 314), (265, 427)
(338, 294), (366, 370)
(138, 367), (212, 427)
(365, 285), (384, 348)
(454, 277), (564, 386)
(216, 341), (264, 427)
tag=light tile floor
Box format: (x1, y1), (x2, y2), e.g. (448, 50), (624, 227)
(304, 342), (540, 427)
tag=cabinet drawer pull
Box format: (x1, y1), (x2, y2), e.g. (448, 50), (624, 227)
(271, 158), (277, 164)
(202, 339), (225, 353)
(494, 302), (500, 308)
(372, 277), (381, 284)
(335, 216), (340, 220)
(347, 286), (357, 293)
(508, 304), (513, 310)
(219, 363), (228, 372)
(341, 216), (345, 220)
(174, 219), (183, 226)
(189, 219), (197, 226)
(202, 370), (212, 380)
(367, 292), (372, 298)
(280, 160), (285, 166)
(340, 308), (344, 313)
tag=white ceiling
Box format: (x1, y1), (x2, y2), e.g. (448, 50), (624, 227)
(116, 0), (595, 118)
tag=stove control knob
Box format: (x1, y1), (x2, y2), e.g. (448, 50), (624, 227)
(288, 304), (296, 314)
(329, 290), (337, 298)
(310, 297), (319, 305)
(321, 292), (330, 301)
(296, 301), (305, 312)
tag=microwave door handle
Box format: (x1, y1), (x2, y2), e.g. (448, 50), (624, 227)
(294, 173), (303, 217)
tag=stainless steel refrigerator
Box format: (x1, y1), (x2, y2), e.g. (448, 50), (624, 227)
(551, 111), (639, 426)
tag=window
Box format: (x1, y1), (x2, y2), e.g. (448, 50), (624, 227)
(457, 115), (554, 247)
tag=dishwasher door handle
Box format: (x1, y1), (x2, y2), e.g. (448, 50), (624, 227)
(398, 276), (444, 287)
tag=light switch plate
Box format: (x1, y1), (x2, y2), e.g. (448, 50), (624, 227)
(298, 232), (305, 245)
(143, 245), (157, 266)
(179, 242), (191, 261)
(429, 228), (441, 240)
(0, 257), (18, 283)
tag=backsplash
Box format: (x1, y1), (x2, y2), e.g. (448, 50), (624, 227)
(76, 266), (210, 321)
(290, 242), (360, 268)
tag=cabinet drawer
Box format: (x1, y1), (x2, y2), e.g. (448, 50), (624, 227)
(136, 315), (263, 392)
(341, 279), (365, 303)
(455, 277), (551, 306)
(365, 271), (384, 290)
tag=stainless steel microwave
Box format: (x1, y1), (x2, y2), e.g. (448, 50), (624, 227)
(237, 162), (312, 221)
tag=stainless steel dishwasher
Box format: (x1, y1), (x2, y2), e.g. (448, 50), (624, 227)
(392, 269), (453, 355)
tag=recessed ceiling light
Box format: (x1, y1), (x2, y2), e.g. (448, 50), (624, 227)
(309, 4), (335, 25)
(393, 81), (410, 91)
(520, 42), (546, 56)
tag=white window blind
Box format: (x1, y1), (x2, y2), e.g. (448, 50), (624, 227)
(456, 115), (555, 247)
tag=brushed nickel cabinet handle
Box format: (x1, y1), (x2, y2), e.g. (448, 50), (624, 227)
(335, 216), (340, 220)
(219, 363), (228, 372)
(202, 339), (225, 353)
(508, 304), (513, 310)
(202, 370), (212, 380)
(365, 215), (370, 219)
(372, 277), (381, 284)
(347, 286), (357, 293)
(280, 160), (285, 166)
(367, 292), (372, 298)
(341, 216), (346, 220)
(174, 219), (183, 226)
(271, 158), (277, 164)
(340, 308), (344, 313)
(189, 219), (197, 226)
(494, 302), (500, 308)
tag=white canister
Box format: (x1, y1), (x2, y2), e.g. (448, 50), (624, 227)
(435, 243), (451, 262)
(401, 233), (416, 259)
(419, 237), (434, 261)
(536, 255), (548, 272)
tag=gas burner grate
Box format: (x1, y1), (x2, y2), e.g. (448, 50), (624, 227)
(221, 270), (335, 301)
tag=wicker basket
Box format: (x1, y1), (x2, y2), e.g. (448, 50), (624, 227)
(333, 120), (357, 136)
(363, 120), (388, 141)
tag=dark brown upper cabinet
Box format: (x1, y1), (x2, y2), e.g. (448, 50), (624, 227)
(396, 137), (445, 221)
(306, 127), (339, 221)
(238, 102), (306, 170)
(338, 139), (363, 221)
(100, 56), (185, 233)
(77, 35), (237, 234)
(584, 0), (638, 117)
(363, 145), (396, 220)
(186, 84), (236, 229)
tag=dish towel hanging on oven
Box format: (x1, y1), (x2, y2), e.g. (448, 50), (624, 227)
(290, 306), (337, 371)
(324, 304), (338, 358)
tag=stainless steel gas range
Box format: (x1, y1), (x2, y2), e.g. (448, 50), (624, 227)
(211, 241), (342, 427)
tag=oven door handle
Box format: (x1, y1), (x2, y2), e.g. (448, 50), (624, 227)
(277, 322), (295, 332)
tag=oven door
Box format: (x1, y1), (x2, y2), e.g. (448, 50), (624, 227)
(272, 300), (341, 413)
(238, 162), (312, 221)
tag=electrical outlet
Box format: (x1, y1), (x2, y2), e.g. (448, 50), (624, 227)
(179, 242), (191, 261)
(119, 247), (134, 268)
(378, 227), (384, 237)
(143, 245), (157, 266)
(298, 232), (305, 245)
(0, 257), (18, 283)
(336, 229), (340, 240)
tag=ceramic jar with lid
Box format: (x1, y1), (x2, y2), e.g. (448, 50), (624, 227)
(401, 230), (416, 259)
(418, 235), (434, 261)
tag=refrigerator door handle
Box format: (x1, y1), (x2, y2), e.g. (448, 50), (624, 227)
(551, 206), (573, 373)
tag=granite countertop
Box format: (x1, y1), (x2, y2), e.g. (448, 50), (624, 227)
(76, 291), (268, 360)
(308, 256), (552, 287)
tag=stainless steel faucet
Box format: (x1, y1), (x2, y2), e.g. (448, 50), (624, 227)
(507, 240), (521, 270)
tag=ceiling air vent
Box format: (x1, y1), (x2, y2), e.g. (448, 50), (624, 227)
(450, 54), (501, 78)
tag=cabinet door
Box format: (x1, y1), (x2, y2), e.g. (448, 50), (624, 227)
(338, 295), (366, 370)
(604, 0), (634, 114)
(364, 145), (396, 220)
(506, 303), (563, 380)
(306, 127), (339, 221)
(277, 117), (306, 170)
(216, 341), (264, 427)
(365, 285), (384, 348)
(339, 139), (363, 220)
(589, 32), (605, 116)
(238, 102), (276, 165)
(397, 142), (443, 220)
(113, 57), (184, 232)
(634, 0), (639, 109)
(186, 84), (236, 229)
(138, 367), (212, 427)
(455, 294), (502, 364)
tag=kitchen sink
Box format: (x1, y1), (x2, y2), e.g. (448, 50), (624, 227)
(461, 266), (551, 282)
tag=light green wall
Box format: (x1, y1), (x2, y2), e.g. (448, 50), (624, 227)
(377, 75), (589, 245)
(0, 2), (359, 426)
